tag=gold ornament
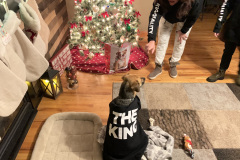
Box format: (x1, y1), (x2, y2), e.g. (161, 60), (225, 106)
(88, 52), (94, 59)
(92, 5), (99, 13)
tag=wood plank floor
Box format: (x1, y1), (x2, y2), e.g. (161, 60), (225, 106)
(16, 13), (239, 160)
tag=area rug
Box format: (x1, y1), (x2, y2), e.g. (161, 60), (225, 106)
(112, 83), (240, 160)
(30, 112), (102, 160)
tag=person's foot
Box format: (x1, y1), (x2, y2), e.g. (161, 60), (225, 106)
(206, 69), (225, 82)
(236, 75), (240, 86)
(169, 58), (180, 78)
(148, 63), (163, 80)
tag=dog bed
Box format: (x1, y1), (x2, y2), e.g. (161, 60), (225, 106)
(30, 112), (103, 160)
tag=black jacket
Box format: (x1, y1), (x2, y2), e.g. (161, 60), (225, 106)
(213, 0), (240, 45)
(148, 0), (201, 42)
(103, 96), (148, 160)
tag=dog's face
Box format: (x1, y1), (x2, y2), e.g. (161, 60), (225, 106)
(122, 74), (145, 96)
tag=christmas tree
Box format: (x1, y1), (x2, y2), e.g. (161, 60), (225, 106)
(68, 0), (141, 58)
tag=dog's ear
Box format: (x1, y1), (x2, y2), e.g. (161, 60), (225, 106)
(122, 74), (130, 81)
(131, 80), (140, 92)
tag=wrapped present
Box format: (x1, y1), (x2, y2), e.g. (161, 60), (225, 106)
(104, 43), (131, 73)
(49, 44), (72, 75)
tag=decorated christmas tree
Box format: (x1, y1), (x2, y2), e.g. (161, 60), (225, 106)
(68, 0), (141, 58)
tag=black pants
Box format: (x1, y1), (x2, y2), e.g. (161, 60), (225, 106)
(220, 41), (240, 74)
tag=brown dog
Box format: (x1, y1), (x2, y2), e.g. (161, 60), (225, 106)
(115, 74), (145, 105)
(103, 74), (148, 160)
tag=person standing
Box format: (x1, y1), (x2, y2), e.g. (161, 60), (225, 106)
(206, 0), (240, 85)
(145, 0), (201, 79)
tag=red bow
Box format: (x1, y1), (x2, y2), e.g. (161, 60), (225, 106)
(82, 31), (86, 37)
(70, 23), (77, 29)
(124, 19), (131, 25)
(101, 12), (109, 18)
(134, 11), (141, 18)
(129, 0), (134, 4)
(85, 16), (92, 21)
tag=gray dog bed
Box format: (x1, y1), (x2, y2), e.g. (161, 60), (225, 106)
(30, 112), (103, 160)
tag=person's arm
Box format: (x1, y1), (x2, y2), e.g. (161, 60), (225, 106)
(147, 1), (163, 42)
(213, 0), (234, 33)
(180, 1), (201, 34)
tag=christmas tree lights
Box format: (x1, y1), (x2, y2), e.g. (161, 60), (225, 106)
(68, 0), (141, 59)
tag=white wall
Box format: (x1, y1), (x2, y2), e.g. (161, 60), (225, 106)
(133, 0), (153, 32)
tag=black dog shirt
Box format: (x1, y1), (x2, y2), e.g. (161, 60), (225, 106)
(103, 96), (148, 160)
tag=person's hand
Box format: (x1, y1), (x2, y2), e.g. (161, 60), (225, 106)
(214, 33), (219, 38)
(177, 31), (188, 44)
(145, 41), (156, 54)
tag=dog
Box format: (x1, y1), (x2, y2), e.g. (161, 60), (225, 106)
(114, 49), (127, 71)
(103, 74), (148, 160)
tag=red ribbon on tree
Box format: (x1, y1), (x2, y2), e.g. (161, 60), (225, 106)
(82, 31), (86, 37)
(129, 0), (134, 4)
(85, 16), (92, 21)
(124, 18), (131, 25)
(70, 23), (78, 29)
(134, 11), (141, 18)
(101, 11), (109, 18)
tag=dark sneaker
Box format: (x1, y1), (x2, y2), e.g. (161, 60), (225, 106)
(169, 58), (180, 78)
(236, 75), (240, 86)
(148, 63), (163, 80)
(206, 69), (225, 82)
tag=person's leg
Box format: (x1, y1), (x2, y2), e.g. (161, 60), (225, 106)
(149, 18), (174, 80)
(219, 42), (237, 70)
(155, 18), (174, 64)
(169, 22), (192, 78)
(207, 42), (237, 82)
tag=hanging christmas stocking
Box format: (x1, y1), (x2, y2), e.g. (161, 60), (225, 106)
(0, 12), (28, 117)
(3, 10), (49, 82)
(19, 2), (47, 56)
(27, 0), (50, 49)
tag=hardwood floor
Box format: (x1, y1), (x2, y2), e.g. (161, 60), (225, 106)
(16, 14), (239, 160)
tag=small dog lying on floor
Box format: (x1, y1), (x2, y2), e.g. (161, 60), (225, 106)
(103, 74), (148, 160)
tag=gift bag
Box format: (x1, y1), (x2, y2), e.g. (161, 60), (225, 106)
(105, 43), (131, 73)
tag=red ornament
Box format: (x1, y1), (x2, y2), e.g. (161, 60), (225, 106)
(95, 53), (101, 57)
(124, 1), (128, 6)
(74, 0), (82, 5)
(85, 16), (92, 21)
(124, 18), (131, 25)
(129, 0), (134, 4)
(101, 11), (109, 18)
(134, 11), (141, 18)
(70, 23), (77, 29)
(86, 30), (90, 34)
